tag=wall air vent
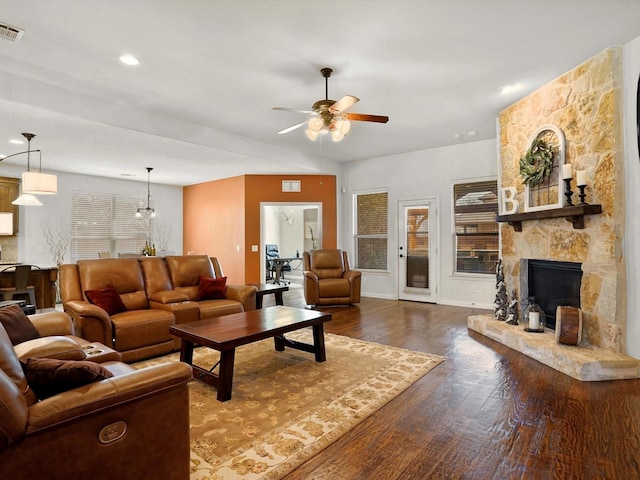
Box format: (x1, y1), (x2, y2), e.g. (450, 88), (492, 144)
(0, 22), (24, 43)
(282, 180), (301, 192)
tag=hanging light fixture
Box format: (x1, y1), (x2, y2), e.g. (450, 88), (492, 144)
(0, 132), (57, 197)
(135, 167), (156, 220)
(12, 184), (43, 206)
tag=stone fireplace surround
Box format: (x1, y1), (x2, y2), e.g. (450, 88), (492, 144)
(468, 47), (640, 381)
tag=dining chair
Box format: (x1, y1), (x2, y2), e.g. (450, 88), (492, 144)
(0, 265), (37, 307)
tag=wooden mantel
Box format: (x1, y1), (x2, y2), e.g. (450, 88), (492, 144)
(496, 204), (602, 232)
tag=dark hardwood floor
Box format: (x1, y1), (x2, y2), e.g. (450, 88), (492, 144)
(267, 286), (640, 480)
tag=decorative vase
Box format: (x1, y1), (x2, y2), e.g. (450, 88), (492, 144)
(523, 296), (545, 332)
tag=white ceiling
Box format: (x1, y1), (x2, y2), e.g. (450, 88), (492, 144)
(1, 0), (640, 186)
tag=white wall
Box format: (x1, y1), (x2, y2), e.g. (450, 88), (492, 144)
(340, 139), (498, 307)
(623, 35), (640, 357)
(1, 165), (183, 266)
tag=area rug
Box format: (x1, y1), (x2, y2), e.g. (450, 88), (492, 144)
(136, 330), (444, 479)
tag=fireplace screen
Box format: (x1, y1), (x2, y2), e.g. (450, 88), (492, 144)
(525, 259), (582, 330)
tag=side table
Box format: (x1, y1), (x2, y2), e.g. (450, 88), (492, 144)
(249, 283), (289, 309)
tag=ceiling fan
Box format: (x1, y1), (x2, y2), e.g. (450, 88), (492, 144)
(273, 67), (389, 142)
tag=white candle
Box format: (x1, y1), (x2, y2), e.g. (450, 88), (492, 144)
(576, 170), (587, 186)
(529, 312), (540, 330)
(562, 164), (572, 180)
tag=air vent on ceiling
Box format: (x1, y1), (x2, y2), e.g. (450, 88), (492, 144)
(0, 22), (24, 43)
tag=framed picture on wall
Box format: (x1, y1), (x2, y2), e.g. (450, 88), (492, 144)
(522, 125), (566, 212)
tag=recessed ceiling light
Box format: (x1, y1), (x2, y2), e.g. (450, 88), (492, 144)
(497, 83), (522, 95)
(9, 139), (24, 144)
(468, 131), (477, 137)
(119, 54), (140, 66)
(453, 133), (462, 139)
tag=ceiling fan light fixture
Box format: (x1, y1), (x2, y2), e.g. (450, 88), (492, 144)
(305, 129), (319, 141)
(331, 129), (344, 142)
(335, 118), (351, 135)
(308, 117), (324, 132)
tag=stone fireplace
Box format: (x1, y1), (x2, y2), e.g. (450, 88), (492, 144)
(467, 47), (639, 380)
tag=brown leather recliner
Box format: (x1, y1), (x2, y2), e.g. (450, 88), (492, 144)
(60, 258), (176, 363)
(303, 249), (362, 307)
(0, 316), (192, 480)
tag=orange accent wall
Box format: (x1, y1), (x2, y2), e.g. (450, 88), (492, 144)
(183, 174), (336, 284)
(183, 176), (246, 283)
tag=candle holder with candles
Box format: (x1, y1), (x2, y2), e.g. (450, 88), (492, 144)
(523, 296), (545, 333)
(562, 163), (574, 206)
(563, 179), (574, 206)
(577, 185), (588, 205)
(576, 169), (588, 205)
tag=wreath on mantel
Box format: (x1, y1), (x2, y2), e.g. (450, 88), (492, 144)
(519, 136), (556, 187)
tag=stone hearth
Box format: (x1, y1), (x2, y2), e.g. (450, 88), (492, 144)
(468, 315), (640, 381)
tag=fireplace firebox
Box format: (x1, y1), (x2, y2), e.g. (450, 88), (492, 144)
(521, 259), (582, 330)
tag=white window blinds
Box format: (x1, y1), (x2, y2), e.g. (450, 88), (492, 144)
(71, 192), (149, 261)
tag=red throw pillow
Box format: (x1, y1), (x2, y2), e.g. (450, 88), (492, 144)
(197, 275), (227, 300)
(84, 284), (127, 315)
(0, 304), (41, 345)
(21, 357), (114, 400)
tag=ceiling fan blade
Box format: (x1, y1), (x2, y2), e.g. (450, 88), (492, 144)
(273, 107), (317, 115)
(343, 113), (389, 123)
(277, 121), (308, 135)
(329, 95), (359, 114)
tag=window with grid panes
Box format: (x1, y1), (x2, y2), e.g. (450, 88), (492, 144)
(70, 192), (150, 262)
(453, 180), (499, 274)
(354, 191), (388, 270)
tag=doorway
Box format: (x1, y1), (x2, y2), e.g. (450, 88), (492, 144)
(398, 198), (438, 302)
(260, 202), (322, 283)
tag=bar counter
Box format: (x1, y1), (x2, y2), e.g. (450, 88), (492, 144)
(0, 265), (58, 309)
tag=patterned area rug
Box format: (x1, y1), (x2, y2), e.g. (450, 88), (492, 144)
(136, 329), (444, 479)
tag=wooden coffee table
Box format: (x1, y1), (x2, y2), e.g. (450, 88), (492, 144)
(169, 306), (332, 401)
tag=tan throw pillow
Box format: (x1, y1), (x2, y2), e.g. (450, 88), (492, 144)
(0, 304), (40, 345)
(20, 357), (114, 400)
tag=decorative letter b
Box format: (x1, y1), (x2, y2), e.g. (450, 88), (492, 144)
(501, 187), (518, 214)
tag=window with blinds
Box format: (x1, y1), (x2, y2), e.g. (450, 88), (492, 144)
(453, 180), (499, 274)
(70, 192), (149, 262)
(354, 191), (388, 270)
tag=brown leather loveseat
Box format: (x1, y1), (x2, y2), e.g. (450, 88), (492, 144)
(0, 310), (192, 480)
(60, 255), (257, 362)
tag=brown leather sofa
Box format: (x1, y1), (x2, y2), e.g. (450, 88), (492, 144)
(303, 249), (362, 306)
(60, 255), (257, 362)
(0, 311), (192, 480)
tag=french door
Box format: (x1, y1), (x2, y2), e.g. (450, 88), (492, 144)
(398, 198), (438, 302)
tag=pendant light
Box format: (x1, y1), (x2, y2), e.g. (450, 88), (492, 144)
(135, 167), (156, 220)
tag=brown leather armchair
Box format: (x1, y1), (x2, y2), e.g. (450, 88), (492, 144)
(303, 249), (362, 307)
(0, 316), (192, 480)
